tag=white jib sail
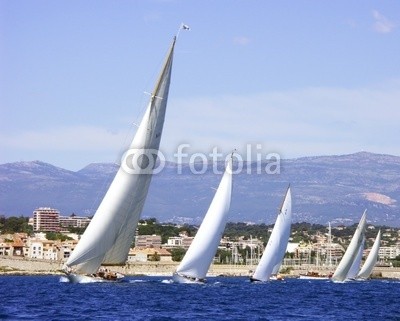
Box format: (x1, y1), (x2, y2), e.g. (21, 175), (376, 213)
(357, 230), (381, 279)
(346, 237), (364, 279)
(332, 210), (367, 282)
(66, 37), (176, 274)
(175, 157), (233, 280)
(252, 186), (292, 282)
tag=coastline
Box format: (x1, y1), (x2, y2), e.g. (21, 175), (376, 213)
(0, 256), (250, 277)
(1, 256), (400, 279)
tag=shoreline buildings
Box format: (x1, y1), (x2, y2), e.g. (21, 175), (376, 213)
(30, 207), (91, 232)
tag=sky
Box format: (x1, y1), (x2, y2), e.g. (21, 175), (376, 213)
(1, 0), (400, 171)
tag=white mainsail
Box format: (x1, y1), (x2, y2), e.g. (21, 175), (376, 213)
(173, 156), (233, 282)
(346, 237), (365, 280)
(251, 186), (292, 282)
(66, 36), (176, 275)
(357, 230), (381, 279)
(331, 210), (367, 282)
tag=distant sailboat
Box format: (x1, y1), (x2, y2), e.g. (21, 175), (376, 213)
(357, 230), (381, 280)
(250, 186), (292, 282)
(331, 210), (367, 282)
(64, 31), (180, 283)
(173, 155), (233, 284)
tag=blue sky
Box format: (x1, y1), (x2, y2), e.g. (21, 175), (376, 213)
(1, 0), (400, 171)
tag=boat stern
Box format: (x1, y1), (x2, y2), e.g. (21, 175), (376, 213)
(172, 272), (205, 284)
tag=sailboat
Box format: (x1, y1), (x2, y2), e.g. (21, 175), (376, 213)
(250, 186), (292, 282)
(63, 31), (181, 283)
(172, 155), (233, 284)
(357, 230), (381, 280)
(331, 210), (367, 282)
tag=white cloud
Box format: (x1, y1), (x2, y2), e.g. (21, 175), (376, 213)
(372, 10), (396, 34)
(2, 81), (400, 168)
(0, 125), (129, 152)
(162, 80), (400, 160)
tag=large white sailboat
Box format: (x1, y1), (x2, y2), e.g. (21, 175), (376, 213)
(331, 210), (367, 282)
(172, 156), (233, 284)
(357, 230), (381, 280)
(250, 186), (292, 282)
(63, 31), (181, 283)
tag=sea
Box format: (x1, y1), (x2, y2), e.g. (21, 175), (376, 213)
(0, 276), (399, 321)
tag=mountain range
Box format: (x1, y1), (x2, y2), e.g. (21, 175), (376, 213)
(0, 152), (399, 226)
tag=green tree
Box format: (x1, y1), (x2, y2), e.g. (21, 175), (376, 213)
(45, 232), (72, 241)
(67, 226), (87, 235)
(137, 219), (199, 244)
(391, 255), (400, 267)
(0, 215), (5, 231)
(1, 216), (32, 234)
(170, 247), (186, 262)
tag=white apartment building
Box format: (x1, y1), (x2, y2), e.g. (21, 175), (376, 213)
(32, 207), (60, 232)
(164, 233), (194, 250)
(379, 246), (400, 259)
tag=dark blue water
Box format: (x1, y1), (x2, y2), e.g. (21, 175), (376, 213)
(0, 276), (399, 320)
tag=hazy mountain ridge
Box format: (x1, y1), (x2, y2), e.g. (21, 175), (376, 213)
(0, 152), (399, 226)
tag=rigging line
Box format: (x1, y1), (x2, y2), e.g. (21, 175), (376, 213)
(87, 98), (148, 217)
(115, 79), (155, 166)
(86, 163), (118, 219)
(124, 39), (169, 153)
(83, 97), (145, 219)
(123, 34), (173, 148)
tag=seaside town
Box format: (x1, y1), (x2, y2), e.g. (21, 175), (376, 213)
(3, 1), (400, 320)
(1, 207), (399, 278)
